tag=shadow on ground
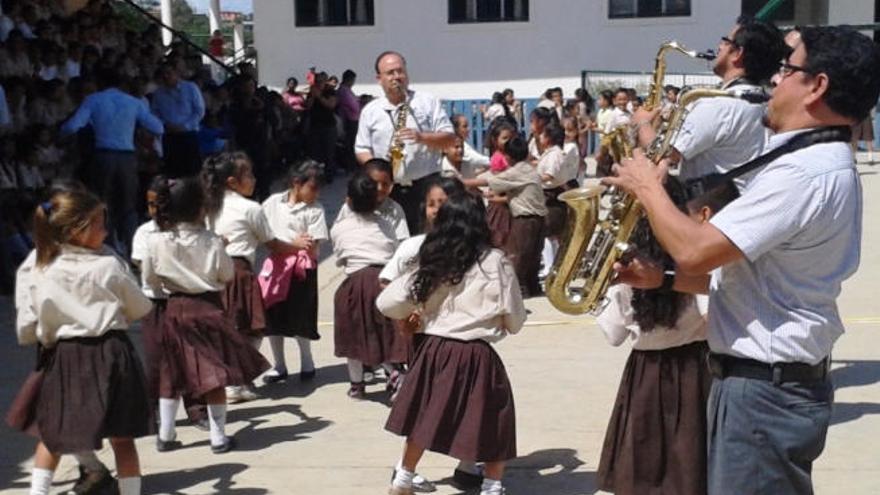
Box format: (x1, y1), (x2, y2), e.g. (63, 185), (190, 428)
(144, 462), (268, 494)
(830, 359), (880, 425)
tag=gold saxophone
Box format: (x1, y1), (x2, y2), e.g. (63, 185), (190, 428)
(388, 86), (409, 179)
(546, 42), (760, 315)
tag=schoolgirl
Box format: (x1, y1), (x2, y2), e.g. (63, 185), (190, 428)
(481, 120), (518, 249)
(13, 189), (153, 495)
(537, 122), (577, 279)
(378, 192), (527, 495)
(260, 162), (328, 383)
(331, 161), (409, 399)
(141, 177), (269, 454)
(202, 151), (296, 402)
(595, 178), (712, 495)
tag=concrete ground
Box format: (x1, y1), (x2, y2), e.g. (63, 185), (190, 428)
(1, 154), (879, 494)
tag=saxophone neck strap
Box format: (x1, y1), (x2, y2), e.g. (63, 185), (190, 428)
(685, 125), (852, 201)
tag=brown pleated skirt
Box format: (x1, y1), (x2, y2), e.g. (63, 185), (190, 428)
(140, 298), (167, 402)
(504, 215), (545, 297)
(543, 187), (568, 237)
(334, 265), (409, 366)
(597, 340), (711, 495)
(221, 257), (267, 337)
(158, 292), (270, 399)
(34, 331), (154, 454)
(265, 268), (320, 340)
(486, 201), (512, 249)
(385, 335), (517, 462)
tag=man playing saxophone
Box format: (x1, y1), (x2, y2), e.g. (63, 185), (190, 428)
(355, 51), (457, 232)
(633, 16), (787, 186)
(606, 26), (880, 495)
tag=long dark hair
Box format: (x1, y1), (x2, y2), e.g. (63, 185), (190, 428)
(200, 151), (251, 220)
(631, 177), (690, 331)
(153, 176), (205, 231)
(417, 176), (466, 233)
(409, 193), (490, 304)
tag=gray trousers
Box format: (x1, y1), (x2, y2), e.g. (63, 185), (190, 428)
(707, 376), (833, 495)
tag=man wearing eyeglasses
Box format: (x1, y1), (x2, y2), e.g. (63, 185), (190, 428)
(606, 26), (880, 495)
(633, 17), (787, 188)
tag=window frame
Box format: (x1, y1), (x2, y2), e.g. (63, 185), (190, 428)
(607, 0), (692, 20)
(447, 0), (530, 24)
(293, 0), (376, 28)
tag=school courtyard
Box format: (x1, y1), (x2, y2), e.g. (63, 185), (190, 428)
(1, 155), (879, 494)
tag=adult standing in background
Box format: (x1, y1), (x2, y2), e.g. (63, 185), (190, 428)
(336, 69), (361, 173)
(355, 51), (456, 232)
(306, 71), (339, 180)
(60, 69), (164, 257)
(151, 63), (205, 178)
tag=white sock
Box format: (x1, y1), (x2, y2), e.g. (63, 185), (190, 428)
(158, 397), (180, 441)
(207, 403), (227, 446)
(540, 238), (556, 277)
(29, 468), (53, 495)
(73, 451), (103, 472)
(118, 476), (141, 495)
(268, 336), (288, 372)
(391, 466), (414, 488)
(295, 337), (315, 372)
(347, 359), (364, 383)
(481, 478), (504, 495)
(456, 460), (481, 475)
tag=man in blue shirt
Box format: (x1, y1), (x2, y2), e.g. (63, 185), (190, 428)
(151, 63), (205, 177)
(61, 69), (164, 257)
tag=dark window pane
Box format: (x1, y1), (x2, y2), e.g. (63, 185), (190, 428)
(350, 0), (374, 25)
(449, 0), (528, 23)
(741, 0), (793, 21)
(609, 0), (690, 18)
(638, 0), (660, 17)
(477, 0), (501, 21)
(449, 0), (467, 22)
(295, 0), (319, 26)
(609, 0), (636, 18)
(295, 0), (374, 27)
(665, 0), (690, 15)
(503, 0), (528, 21)
(326, 0), (348, 25)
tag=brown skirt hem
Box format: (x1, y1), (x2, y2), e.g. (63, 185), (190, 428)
(221, 257), (267, 337)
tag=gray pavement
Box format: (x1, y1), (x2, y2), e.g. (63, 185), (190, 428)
(2, 155), (880, 494)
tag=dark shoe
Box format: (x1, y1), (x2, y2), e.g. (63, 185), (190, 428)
(156, 436), (182, 452)
(66, 465), (115, 494)
(451, 468), (484, 490)
(262, 369), (289, 384)
(299, 369), (316, 381)
(211, 436), (236, 454)
(347, 381), (365, 400)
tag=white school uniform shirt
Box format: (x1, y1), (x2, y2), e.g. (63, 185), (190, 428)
(376, 249), (526, 344)
(671, 81), (767, 185)
(334, 199), (409, 241)
(537, 145), (570, 188)
(379, 234), (425, 282)
(355, 89), (454, 185)
(131, 219), (165, 299)
(604, 107), (631, 133)
(211, 190), (274, 266)
(461, 140), (490, 177)
(142, 223), (234, 295)
(597, 284), (707, 351)
(563, 141), (581, 179)
(15, 245), (153, 347)
(261, 191), (329, 243)
(331, 205), (405, 276)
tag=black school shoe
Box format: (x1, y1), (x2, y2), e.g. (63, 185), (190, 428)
(156, 436), (182, 452)
(211, 436), (236, 454)
(63, 465), (118, 494)
(450, 468), (484, 490)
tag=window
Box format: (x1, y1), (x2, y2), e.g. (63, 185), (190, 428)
(609, 0), (690, 19)
(295, 0), (374, 27)
(448, 0), (529, 23)
(741, 0), (794, 22)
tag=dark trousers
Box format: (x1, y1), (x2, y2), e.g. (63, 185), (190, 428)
(340, 119), (359, 171)
(390, 172), (440, 234)
(162, 131), (201, 178)
(308, 126), (338, 176)
(707, 375), (833, 495)
(90, 150), (139, 258)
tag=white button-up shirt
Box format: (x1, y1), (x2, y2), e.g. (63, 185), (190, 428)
(672, 81), (767, 185)
(16, 245), (152, 347)
(131, 219), (165, 299)
(212, 190), (274, 266)
(708, 129), (860, 365)
(142, 223), (234, 295)
(376, 249), (526, 344)
(262, 191), (329, 244)
(355, 90), (454, 184)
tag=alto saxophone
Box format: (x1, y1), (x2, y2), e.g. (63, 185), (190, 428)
(545, 43), (760, 316)
(388, 85), (409, 179)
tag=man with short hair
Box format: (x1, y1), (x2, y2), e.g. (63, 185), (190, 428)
(61, 69), (164, 257)
(606, 26), (880, 494)
(355, 51), (456, 232)
(151, 63), (205, 177)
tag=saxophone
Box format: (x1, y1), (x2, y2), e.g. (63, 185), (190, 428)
(545, 43), (760, 316)
(388, 86), (409, 179)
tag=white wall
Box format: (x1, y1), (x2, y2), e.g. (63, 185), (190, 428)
(253, 0), (874, 100)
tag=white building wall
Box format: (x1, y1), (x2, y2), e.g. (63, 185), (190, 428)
(253, 0), (875, 100)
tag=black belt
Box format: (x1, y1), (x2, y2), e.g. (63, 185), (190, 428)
(708, 353), (828, 384)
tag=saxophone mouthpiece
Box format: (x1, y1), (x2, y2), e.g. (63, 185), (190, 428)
(696, 49), (716, 61)
(739, 92), (770, 104)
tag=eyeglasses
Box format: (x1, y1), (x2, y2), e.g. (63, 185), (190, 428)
(720, 36), (738, 47)
(777, 62), (815, 78)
